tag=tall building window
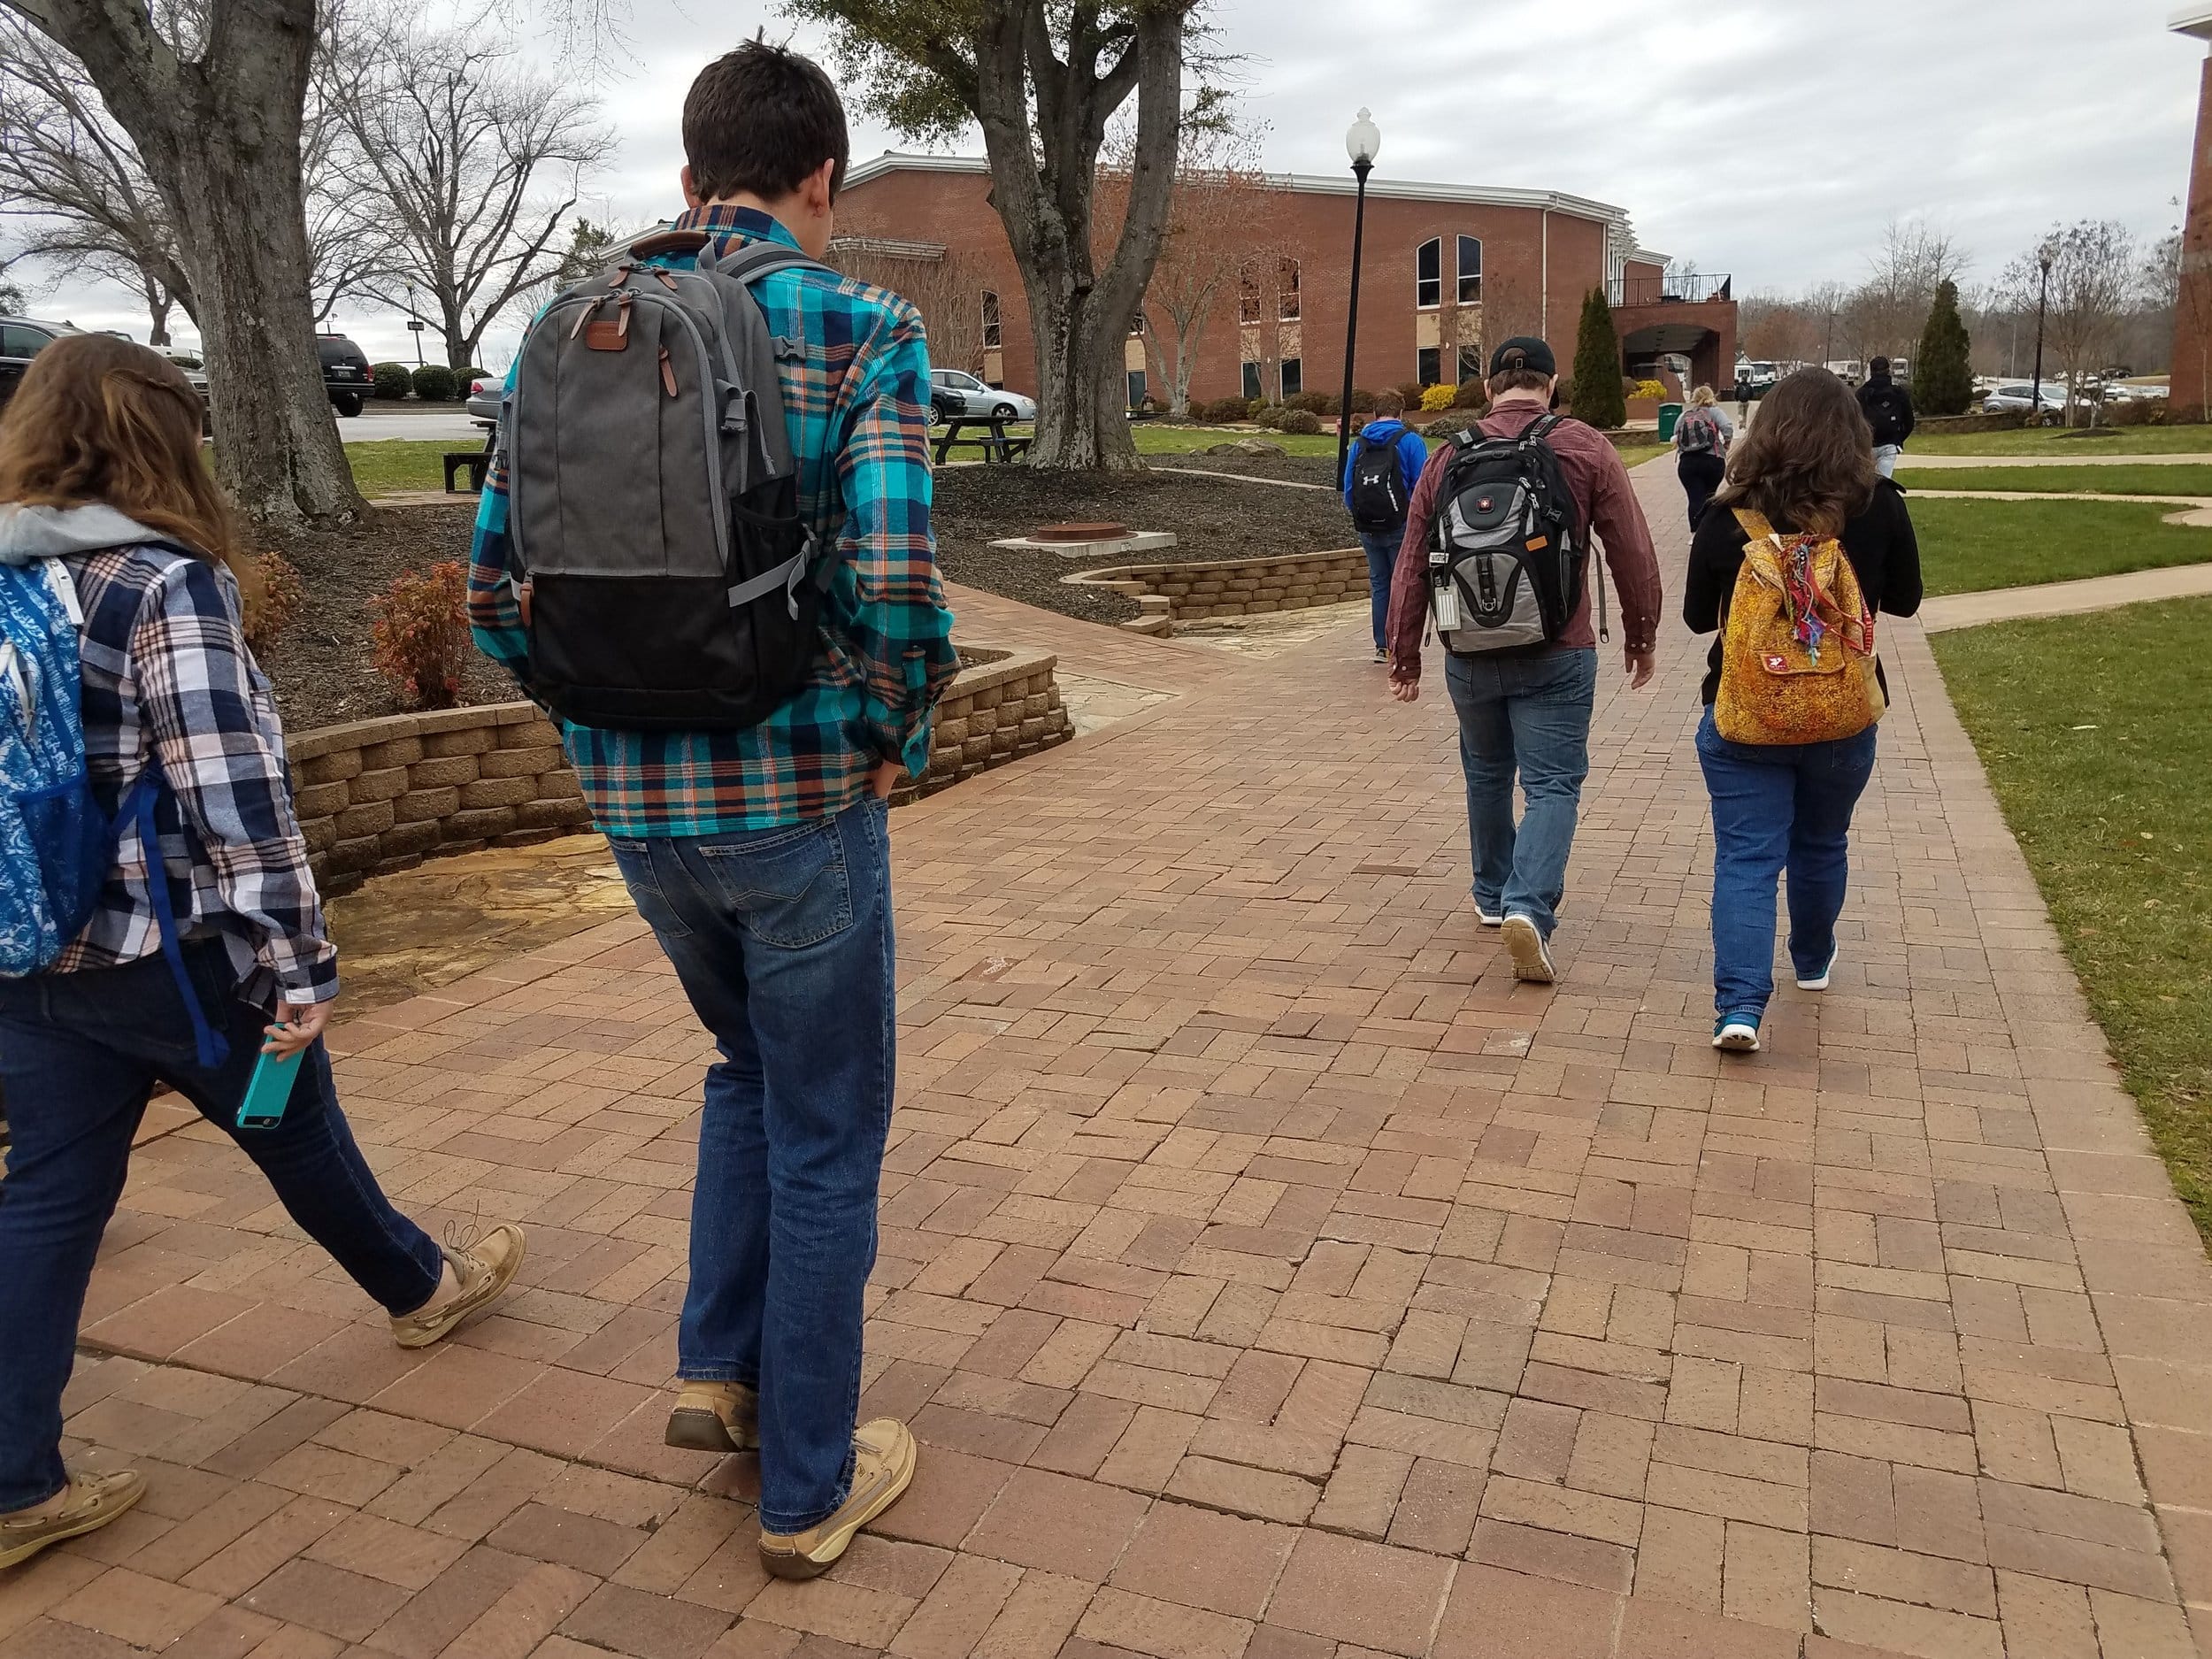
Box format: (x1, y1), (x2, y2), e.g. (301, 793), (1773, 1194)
(1457, 236), (1483, 305)
(1417, 347), (1441, 386)
(980, 290), (1001, 349)
(1242, 361), (1262, 401)
(1240, 268), (1263, 325)
(1417, 238), (1441, 310)
(1279, 357), (1303, 398)
(1279, 257), (1302, 321)
(1457, 343), (1485, 385)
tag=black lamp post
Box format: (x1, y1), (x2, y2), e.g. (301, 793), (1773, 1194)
(1335, 109), (1381, 481)
(2031, 241), (2056, 420)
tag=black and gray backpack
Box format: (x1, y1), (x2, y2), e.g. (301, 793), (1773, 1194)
(1347, 433), (1409, 531)
(503, 227), (829, 731)
(1426, 414), (1602, 656)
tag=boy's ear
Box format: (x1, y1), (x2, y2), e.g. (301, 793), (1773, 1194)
(804, 157), (838, 216)
(680, 164), (703, 210)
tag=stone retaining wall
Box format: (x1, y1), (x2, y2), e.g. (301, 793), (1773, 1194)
(1071, 547), (1366, 621)
(1915, 411), (2031, 435)
(290, 646), (1074, 893)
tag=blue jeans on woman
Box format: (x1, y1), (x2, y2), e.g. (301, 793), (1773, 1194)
(1695, 707), (1879, 1022)
(1444, 647), (1599, 936)
(607, 795), (894, 1537)
(0, 941), (443, 1511)
(1359, 526), (1404, 655)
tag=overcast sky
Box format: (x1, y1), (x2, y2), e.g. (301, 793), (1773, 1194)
(16, 0), (2200, 367)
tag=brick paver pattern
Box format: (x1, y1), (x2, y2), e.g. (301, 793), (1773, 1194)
(11, 472), (2212, 1659)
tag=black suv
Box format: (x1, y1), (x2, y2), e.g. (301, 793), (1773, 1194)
(319, 333), (373, 417)
(0, 316), (68, 410)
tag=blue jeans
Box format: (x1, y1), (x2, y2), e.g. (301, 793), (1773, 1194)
(1359, 527), (1405, 654)
(0, 941), (442, 1511)
(1443, 647), (1599, 936)
(1696, 707), (1879, 1021)
(607, 796), (895, 1535)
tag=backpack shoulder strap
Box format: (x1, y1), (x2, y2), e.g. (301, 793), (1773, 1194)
(1522, 413), (1567, 447)
(711, 242), (834, 287)
(1731, 507), (1778, 543)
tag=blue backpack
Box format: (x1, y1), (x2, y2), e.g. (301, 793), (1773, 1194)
(0, 553), (224, 1065)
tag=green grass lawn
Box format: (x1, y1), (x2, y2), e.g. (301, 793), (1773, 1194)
(1909, 465), (2212, 498)
(1908, 423), (2212, 457)
(1933, 598), (2212, 1243)
(347, 440), (456, 497)
(1911, 497), (2212, 595)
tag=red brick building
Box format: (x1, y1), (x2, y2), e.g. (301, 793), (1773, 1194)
(2173, 6), (2212, 413)
(834, 153), (1736, 410)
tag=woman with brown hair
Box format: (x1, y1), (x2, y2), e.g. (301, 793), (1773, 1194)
(1683, 367), (1922, 1052)
(0, 334), (524, 1567)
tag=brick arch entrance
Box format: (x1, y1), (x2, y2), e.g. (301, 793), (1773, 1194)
(1621, 319), (1729, 400)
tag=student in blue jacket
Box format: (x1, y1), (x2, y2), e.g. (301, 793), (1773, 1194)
(1341, 392), (1429, 662)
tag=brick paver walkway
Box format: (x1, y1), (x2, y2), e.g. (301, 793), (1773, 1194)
(11, 474), (2212, 1659)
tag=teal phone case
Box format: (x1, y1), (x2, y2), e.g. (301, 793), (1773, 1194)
(236, 1044), (306, 1129)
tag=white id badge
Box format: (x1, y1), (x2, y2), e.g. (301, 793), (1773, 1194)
(1432, 581), (1463, 632)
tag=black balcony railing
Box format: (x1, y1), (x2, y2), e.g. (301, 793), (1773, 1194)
(1609, 273), (1733, 307)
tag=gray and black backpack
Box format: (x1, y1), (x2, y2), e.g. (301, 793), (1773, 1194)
(503, 227), (829, 731)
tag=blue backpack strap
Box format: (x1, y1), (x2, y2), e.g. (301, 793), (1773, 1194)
(121, 759), (227, 1071)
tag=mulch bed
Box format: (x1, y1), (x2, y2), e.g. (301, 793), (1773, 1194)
(932, 464), (1350, 625)
(250, 465), (1357, 731)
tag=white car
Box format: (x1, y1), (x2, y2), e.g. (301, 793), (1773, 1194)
(1981, 383), (2067, 415)
(930, 369), (1034, 423)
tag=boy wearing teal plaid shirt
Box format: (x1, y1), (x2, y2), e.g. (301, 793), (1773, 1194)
(469, 40), (956, 1579)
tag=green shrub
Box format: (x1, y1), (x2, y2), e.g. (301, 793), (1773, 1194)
(1395, 380), (1429, 407)
(459, 366), (490, 392)
(1246, 397), (1271, 419)
(1451, 379), (1488, 411)
(1916, 280), (1975, 417)
(1568, 289), (1626, 428)
(371, 362), (413, 401)
(1630, 379), (1670, 403)
(1276, 408), (1324, 434)
(1420, 383), (1458, 413)
(1348, 388), (1379, 414)
(411, 364), (458, 403)
(1286, 389), (1338, 416)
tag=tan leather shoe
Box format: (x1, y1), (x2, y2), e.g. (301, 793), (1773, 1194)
(757, 1418), (917, 1580)
(664, 1381), (759, 1454)
(0, 1468), (144, 1569)
(389, 1224), (526, 1349)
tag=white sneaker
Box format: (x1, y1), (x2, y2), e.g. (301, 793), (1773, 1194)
(1501, 914), (1555, 983)
(1474, 903), (1504, 928)
(1796, 947), (1839, 992)
(1713, 1016), (1763, 1053)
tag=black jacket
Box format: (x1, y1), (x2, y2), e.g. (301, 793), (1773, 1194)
(1857, 375), (1916, 447)
(1683, 478), (1924, 704)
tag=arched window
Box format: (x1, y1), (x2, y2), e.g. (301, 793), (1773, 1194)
(1457, 236), (1482, 305)
(1417, 238), (1441, 310)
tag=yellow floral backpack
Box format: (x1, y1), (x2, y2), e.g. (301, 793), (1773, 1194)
(1715, 508), (1884, 745)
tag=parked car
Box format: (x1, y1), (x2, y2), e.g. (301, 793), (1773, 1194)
(1981, 383), (2067, 416)
(465, 374), (502, 429)
(0, 315), (69, 410)
(928, 381), (963, 425)
(929, 368), (1034, 423)
(318, 333), (374, 417)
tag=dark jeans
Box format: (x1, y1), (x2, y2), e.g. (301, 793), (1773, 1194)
(0, 941), (442, 1511)
(607, 796), (895, 1535)
(1695, 707), (1880, 1020)
(1358, 526), (1404, 653)
(1443, 647), (1599, 936)
(1678, 450), (1726, 530)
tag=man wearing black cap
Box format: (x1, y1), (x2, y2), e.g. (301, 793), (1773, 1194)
(1383, 337), (1664, 984)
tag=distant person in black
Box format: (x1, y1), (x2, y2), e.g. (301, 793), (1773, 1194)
(1735, 371), (1753, 425)
(1856, 357), (1916, 479)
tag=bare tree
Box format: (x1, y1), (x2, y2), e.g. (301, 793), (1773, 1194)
(2, 0), (365, 524)
(1854, 218), (1968, 365)
(789, 0), (1207, 472)
(334, 11), (606, 370)
(829, 237), (989, 378)
(2003, 221), (2137, 420)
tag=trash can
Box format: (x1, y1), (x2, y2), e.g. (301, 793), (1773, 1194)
(1656, 403), (1684, 442)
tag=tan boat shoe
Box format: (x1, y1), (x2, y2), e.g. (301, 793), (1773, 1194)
(757, 1418), (917, 1580)
(389, 1224), (526, 1349)
(0, 1468), (144, 1570)
(664, 1381), (759, 1454)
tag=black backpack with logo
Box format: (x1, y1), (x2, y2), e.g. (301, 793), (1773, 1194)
(1348, 433), (1409, 531)
(1861, 383), (1911, 447)
(1425, 414), (1601, 656)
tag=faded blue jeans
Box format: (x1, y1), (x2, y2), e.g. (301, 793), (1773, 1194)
(608, 795), (895, 1535)
(1696, 707), (1879, 1021)
(1358, 526), (1404, 655)
(0, 941), (442, 1512)
(1443, 647), (1599, 937)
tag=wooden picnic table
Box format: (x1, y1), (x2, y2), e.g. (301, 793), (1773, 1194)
(933, 415), (1032, 465)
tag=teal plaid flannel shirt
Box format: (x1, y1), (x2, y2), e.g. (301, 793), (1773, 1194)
(468, 205), (958, 835)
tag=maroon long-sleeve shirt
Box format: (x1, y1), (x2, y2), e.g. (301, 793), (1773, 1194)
(1386, 399), (1664, 682)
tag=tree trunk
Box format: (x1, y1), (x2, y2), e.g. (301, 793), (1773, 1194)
(11, 0), (363, 526)
(142, 277), (172, 348)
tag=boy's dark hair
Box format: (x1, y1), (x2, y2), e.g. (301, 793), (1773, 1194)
(1869, 356), (1891, 375)
(1488, 367), (1554, 396)
(1371, 390), (1405, 418)
(684, 38), (850, 204)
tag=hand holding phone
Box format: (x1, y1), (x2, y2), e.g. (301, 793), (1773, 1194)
(236, 1039), (305, 1130)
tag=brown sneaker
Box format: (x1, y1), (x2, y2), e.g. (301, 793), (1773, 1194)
(0, 1468), (145, 1569)
(389, 1224), (526, 1349)
(757, 1418), (917, 1580)
(664, 1381), (759, 1454)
